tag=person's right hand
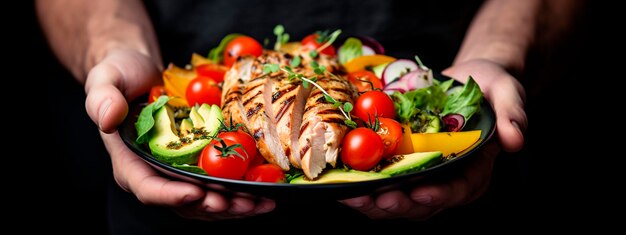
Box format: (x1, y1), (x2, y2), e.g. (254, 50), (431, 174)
(84, 49), (275, 221)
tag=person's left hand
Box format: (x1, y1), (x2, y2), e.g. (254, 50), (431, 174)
(340, 59), (527, 220)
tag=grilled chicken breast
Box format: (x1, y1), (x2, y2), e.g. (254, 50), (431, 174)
(222, 47), (354, 178)
(298, 75), (356, 179)
(221, 57), (253, 126)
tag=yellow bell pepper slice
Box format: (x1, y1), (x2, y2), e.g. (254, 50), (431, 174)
(410, 130), (482, 157)
(343, 55), (396, 73)
(162, 63), (197, 107)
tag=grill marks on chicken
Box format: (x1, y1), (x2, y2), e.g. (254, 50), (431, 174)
(221, 50), (354, 179)
(271, 76), (311, 168)
(298, 75), (356, 179)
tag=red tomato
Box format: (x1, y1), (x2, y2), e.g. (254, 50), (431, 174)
(148, 86), (166, 103)
(199, 139), (251, 179)
(340, 127), (384, 171)
(195, 64), (227, 83)
(353, 90), (396, 122)
(376, 118), (403, 159)
(223, 36), (263, 67)
(217, 130), (257, 161)
(244, 164), (286, 183)
(186, 76), (221, 106)
(301, 33), (336, 56)
(347, 70), (383, 93)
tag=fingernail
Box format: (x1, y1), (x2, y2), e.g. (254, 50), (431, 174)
(413, 195), (432, 205)
(182, 195), (197, 204)
(98, 98), (112, 130)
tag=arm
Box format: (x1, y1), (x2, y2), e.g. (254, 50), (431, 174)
(37, 0), (274, 220)
(343, 0), (581, 220)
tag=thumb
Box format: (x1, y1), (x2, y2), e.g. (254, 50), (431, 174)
(84, 50), (161, 133)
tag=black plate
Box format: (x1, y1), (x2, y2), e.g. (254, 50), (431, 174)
(119, 93), (496, 201)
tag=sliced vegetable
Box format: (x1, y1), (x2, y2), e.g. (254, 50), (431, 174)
(381, 59), (418, 86)
(343, 55), (396, 73)
(290, 169), (388, 184)
(442, 113), (465, 132)
(379, 151), (442, 176)
(410, 130), (482, 157)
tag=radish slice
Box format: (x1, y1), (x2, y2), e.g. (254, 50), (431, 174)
(361, 45), (375, 56)
(357, 36), (385, 54)
(405, 69), (433, 90)
(383, 79), (409, 94)
(442, 114), (465, 132)
(382, 59), (418, 86)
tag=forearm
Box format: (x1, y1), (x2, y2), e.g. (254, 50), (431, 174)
(454, 0), (541, 73)
(36, 0), (161, 82)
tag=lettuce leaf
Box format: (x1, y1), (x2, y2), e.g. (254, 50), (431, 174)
(338, 37), (363, 65)
(442, 76), (483, 120)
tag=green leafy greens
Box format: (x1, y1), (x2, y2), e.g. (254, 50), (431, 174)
(338, 37), (363, 65)
(135, 96), (170, 144)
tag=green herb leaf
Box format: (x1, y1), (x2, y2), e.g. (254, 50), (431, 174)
(309, 50), (318, 58)
(302, 80), (310, 88)
(263, 63), (280, 74)
(338, 37), (363, 64)
(273, 24), (290, 50)
(344, 119), (357, 128)
(208, 33), (242, 63)
(324, 94), (335, 103)
(343, 102), (353, 113)
(135, 96), (170, 144)
(290, 55), (301, 67)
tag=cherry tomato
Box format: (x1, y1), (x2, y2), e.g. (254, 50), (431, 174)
(148, 86), (166, 103)
(217, 130), (257, 161)
(347, 70), (383, 93)
(186, 76), (221, 106)
(244, 164), (286, 183)
(340, 127), (384, 171)
(223, 36), (263, 67)
(195, 63), (227, 83)
(353, 90), (396, 122)
(199, 139), (251, 179)
(376, 117), (403, 159)
(301, 33), (336, 56)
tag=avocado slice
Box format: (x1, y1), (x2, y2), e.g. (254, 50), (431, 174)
(290, 169), (389, 184)
(148, 104), (223, 164)
(378, 151), (442, 176)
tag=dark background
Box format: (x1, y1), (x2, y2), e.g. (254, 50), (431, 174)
(16, 0), (604, 233)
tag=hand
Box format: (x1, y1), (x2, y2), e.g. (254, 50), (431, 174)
(341, 59), (527, 220)
(85, 49), (275, 221)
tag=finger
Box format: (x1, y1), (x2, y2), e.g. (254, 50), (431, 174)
(375, 191), (414, 215)
(340, 195), (390, 219)
(491, 79), (527, 152)
(202, 190), (230, 213)
(101, 131), (205, 206)
(85, 64), (129, 133)
(84, 50), (160, 133)
(253, 198), (276, 214)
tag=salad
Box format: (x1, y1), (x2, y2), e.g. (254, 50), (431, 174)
(134, 25), (484, 184)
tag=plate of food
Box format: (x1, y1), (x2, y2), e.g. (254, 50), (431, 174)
(119, 27), (496, 201)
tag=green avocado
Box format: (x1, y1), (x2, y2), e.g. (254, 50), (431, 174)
(378, 151), (442, 176)
(290, 169), (389, 184)
(148, 104), (223, 164)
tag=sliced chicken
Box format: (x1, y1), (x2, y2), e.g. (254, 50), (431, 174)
(221, 57), (253, 126)
(298, 74), (356, 179)
(271, 75), (312, 168)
